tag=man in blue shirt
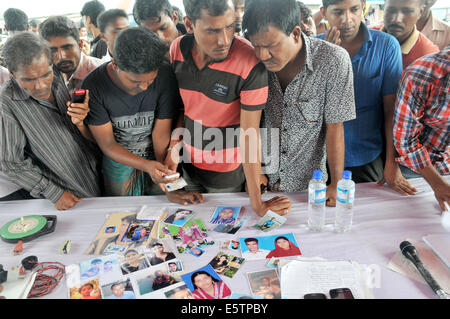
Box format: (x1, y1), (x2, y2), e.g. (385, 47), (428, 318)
(317, 0), (417, 195)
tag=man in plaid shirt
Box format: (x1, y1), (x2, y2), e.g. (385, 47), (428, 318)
(393, 46), (449, 211)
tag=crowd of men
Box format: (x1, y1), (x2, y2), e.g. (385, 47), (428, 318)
(0, 0), (448, 215)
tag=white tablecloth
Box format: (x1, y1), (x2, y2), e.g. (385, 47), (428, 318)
(0, 177), (448, 299)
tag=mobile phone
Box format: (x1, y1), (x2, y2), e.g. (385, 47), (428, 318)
(329, 288), (354, 299)
(72, 89), (86, 103)
(304, 293), (327, 299)
(164, 173), (180, 179)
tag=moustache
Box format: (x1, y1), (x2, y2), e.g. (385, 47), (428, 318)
(387, 24), (404, 31)
(56, 60), (75, 68)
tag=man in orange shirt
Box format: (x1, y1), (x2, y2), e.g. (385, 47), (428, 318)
(372, 0), (439, 69)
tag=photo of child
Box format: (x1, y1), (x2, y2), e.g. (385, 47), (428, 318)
(253, 210), (286, 232)
(210, 206), (241, 224)
(121, 221), (155, 243)
(136, 265), (181, 296)
(70, 279), (102, 299)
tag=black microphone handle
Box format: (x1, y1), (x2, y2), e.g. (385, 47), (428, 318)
(409, 257), (443, 294)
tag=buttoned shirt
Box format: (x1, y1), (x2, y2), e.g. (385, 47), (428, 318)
(421, 12), (450, 50)
(393, 47), (449, 175)
(319, 23), (403, 167)
(63, 53), (102, 94)
(0, 73), (101, 203)
(263, 35), (356, 192)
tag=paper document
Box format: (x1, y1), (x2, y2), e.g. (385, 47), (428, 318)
(280, 260), (372, 299)
(423, 234), (450, 268)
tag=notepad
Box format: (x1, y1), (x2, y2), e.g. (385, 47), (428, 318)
(423, 234), (450, 268)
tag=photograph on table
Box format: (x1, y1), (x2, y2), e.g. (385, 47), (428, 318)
(101, 279), (136, 299)
(167, 260), (183, 273)
(163, 208), (195, 227)
(240, 233), (301, 260)
(86, 212), (157, 255)
(121, 220), (155, 244)
(188, 247), (205, 257)
(147, 238), (177, 266)
(181, 264), (232, 299)
(252, 210), (287, 232)
(210, 206), (242, 224)
(247, 269), (281, 299)
(69, 279), (102, 299)
(164, 284), (195, 299)
(266, 257), (281, 269)
(80, 255), (122, 284)
(208, 251), (245, 278)
(229, 240), (241, 251)
(213, 216), (250, 235)
(135, 263), (182, 296)
(119, 247), (152, 275)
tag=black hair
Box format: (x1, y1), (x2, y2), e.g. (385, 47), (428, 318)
(151, 242), (163, 247)
(97, 9), (128, 33)
(3, 8), (29, 31)
(39, 16), (80, 42)
(244, 237), (258, 244)
(80, 0), (105, 27)
(183, 0), (233, 24)
(2, 32), (52, 73)
(296, 1), (313, 21)
(191, 271), (219, 289)
(322, 0), (365, 9)
(110, 281), (126, 290)
(29, 19), (40, 28)
(242, 0), (300, 38)
(133, 0), (174, 25)
(113, 27), (167, 74)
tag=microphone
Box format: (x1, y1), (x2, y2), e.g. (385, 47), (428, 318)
(400, 241), (449, 299)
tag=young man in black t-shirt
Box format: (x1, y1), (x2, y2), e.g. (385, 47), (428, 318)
(83, 27), (203, 205)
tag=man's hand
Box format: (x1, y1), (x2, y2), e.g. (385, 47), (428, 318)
(326, 185), (337, 207)
(66, 90), (90, 127)
(164, 147), (180, 172)
(166, 190), (204, 206)
(324, 26), (341, 46)
(377, 163), (418, 195)
(145, 161), (176, 184)
(432, 180), (450, 212)
(254, 196), (291, 217)
(55, 191), (82, 210)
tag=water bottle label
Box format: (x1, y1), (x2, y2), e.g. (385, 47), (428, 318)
(337, 187), (354, 204)
(309, 188), (326, 204)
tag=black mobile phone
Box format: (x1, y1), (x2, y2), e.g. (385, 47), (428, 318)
(71, 89), (86, 103)
(329, 288), (354, 299)
(304, 293), (327, 299)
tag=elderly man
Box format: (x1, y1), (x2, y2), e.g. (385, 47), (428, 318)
(39, 16), (103, 93)
(0, 33), (101, 209)
(416, 0), (450, 50)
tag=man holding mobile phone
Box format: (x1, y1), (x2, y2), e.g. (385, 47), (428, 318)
(0, 33), (101, 209)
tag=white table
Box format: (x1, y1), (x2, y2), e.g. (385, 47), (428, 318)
(0, 177), (448, 299)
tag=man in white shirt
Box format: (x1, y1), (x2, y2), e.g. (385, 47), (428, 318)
(242, 238), (270, 260)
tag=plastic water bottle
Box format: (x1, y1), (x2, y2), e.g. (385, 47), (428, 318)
(308, 170), (327, 232)
(335, 170), (355, 232)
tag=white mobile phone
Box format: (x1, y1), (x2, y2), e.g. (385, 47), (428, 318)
(164, 173), (180, 179)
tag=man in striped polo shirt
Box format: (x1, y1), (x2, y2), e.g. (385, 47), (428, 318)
(170, 0), (291, 216)
(0, 33), (101, 209)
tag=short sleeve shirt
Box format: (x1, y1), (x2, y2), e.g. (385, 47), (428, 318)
(83, 62), (181, 158)
(263, 35), (356, 192)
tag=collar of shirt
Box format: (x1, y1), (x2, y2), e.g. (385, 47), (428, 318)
(179, 34), (237, 70)
(352, 23), (373, 62)
(400, 25), (419, 55)
(302, 33), (315, 73)
(426, 12), (448, 32)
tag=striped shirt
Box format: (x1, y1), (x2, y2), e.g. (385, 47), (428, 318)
(393, 47), (449, 175)
(170, 35), (268, 188)
(0, 72), (101, 203)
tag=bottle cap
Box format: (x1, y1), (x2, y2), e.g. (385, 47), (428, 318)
(313, 170), (323, 180)
(342, 170), (352, 180)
